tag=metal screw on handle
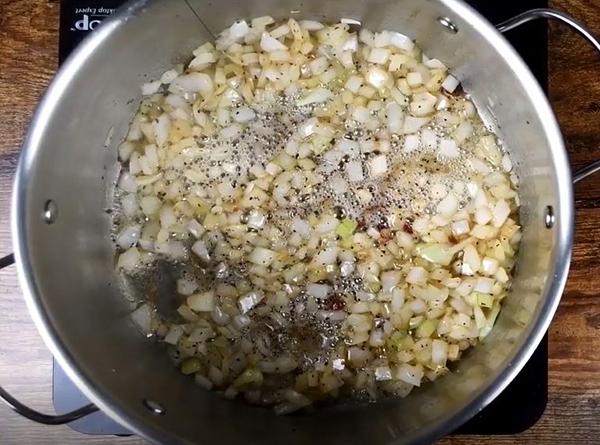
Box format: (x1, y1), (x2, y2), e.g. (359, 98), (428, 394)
(0, 253), (99, 424)
(497, 8), (600, 185)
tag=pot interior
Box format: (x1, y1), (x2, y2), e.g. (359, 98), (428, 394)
(14, 0), (571, 443)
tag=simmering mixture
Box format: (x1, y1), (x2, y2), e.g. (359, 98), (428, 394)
(113, 17), (521, 414)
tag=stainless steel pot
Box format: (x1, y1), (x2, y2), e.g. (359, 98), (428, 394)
(4, 1), (600, 443)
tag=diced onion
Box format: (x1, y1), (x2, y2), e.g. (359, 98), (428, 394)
(116, 225), (141, 249)
(431, 339), (448, 367)
(260, 32), (288, 52)
(297, 88), (333, 106)
(368, 48), (391, 64)
(130, 303), (152, 334)
(389, 31), (414, 52)
(177, 278), (198, 296)
(436, 193), (458, 217)
(172, 73), (214, 96)
(439, 138), (459, 158)
(248, 247), (276, 266)
(402, 116), (429, 134)
(187, 291), (215, 312)
(442, 74), (460, 93)
(299, 20), (324, 31)
(365, 67), (390, 89)
(191, 240), (211, 262)
(368, 155), (388, 177)
(406, 267), (427, 285)
(306, 283), (331, 299)
(113, 16), (521, 413)
(238, 291), (265, 314)
(229, 20), (249, 40)
(475, 277), (495, 294)
(346, 160), (364, 182)
(141, 80), (161, 96)
(396, 364), (424, 386)
(403, 134), (420, 153)
(118, 247), (140, 272)
(164, 325), (184, 345)
(492, 200), (511, 227)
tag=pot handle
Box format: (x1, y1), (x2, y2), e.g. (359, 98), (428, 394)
(0, 253), (99, 424)
(497, 8), (600, 184)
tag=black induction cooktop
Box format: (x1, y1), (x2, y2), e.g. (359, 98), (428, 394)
(56, 0), (549, 437)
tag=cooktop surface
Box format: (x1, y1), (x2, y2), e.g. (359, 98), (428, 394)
(55, 0), (549, 437)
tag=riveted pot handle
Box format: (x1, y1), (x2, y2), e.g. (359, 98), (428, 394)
(497, 8), (600, 184)
(0, 253), (99, 424)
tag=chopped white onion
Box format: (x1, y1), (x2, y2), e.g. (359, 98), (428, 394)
(442, 74), (460, 93)
(211, 306), (231, 326)
(160, 69), (178, 84)
(177, 278), (198, 296)
(475, 277), (495, 294)
(121, 194), (139, 217)
(431, 339), (448, 367)
(291, 218), (311, 238)
(439, 138), (459, 158)
(368, 155), (388, 177)
(406, 72), (422, 87)
(188, 291), (215, 312)
(340, 261), (355, 277)
(406, 266), (427, 285)
(369, 329), (385, 347)
(403, 134), (420, 153)
(346, 160), (364, 182)
(117, 247), (140, 272)
(164, 325), (184, 345)
(451, 220), (470, 237)
(375, 366), (393, 381)
(436, 193), (458, 217)
(172, 73), (214, 96)
(492, 200), (511, 227)
(297, 88), (333, 106)
(299, 20), (324, 31)
(117, 225), (141, 250)
(118, 172), (138, 193)
(248, 247), (276, 266)
(130, 303), (152, 334)
(260, 32), (288, 52)
(238, 291), (265, 314)
(141, 80), (161, 96)
(232, 106), (256, 123)
(402, 116), (429, 134)
(345, 75), (364, 93)
(366, 66), (390, 89)
(396, 364), (424, 386)
(348, 347), (371, 367)
(306, 283), (331, 300)
(191, 240), (210, 262)
(313, 247), (339, 266)
(389, 31), (415, 52)
(229, 20), (250, 40)
(475, 207), (492, 225)
(387, 102), (404, 134)
(481, 257), (499, 275)
(368, 48), (391, 64)
(463, 244), (481, 274)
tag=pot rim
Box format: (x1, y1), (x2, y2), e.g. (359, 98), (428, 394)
(11, 0), (574, 443)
